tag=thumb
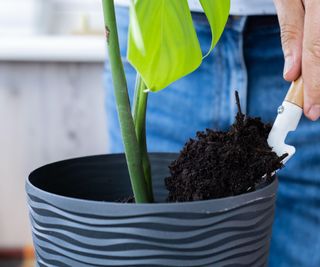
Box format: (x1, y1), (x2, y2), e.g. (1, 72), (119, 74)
(274, 0), (304, 81)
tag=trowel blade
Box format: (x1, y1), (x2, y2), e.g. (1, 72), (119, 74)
(267, 101), (303, 164)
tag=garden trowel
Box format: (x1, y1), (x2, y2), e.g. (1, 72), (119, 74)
(267, 77), (304, 164)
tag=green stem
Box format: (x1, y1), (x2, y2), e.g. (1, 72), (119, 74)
(102, 0), (150, 203)
(133, 75), (154, 202)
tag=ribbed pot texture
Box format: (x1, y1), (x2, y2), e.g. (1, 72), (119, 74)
(26, 153), (278, 267)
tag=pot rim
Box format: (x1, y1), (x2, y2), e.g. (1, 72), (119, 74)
(26, 153), (278, 211)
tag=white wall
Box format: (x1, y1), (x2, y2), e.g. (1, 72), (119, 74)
(0, 0), (38, 35)
(0, 0), (104, 36)
(0, 61), (108, 247)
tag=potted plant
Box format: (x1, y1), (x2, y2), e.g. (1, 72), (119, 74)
(26, 1), (284, 266)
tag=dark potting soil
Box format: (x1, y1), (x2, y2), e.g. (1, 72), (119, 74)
(165, 92), (287, 202)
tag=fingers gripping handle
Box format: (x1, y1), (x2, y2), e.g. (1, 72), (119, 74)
(285, 76), (304, 108)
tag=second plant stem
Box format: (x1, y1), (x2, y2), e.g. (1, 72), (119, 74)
(133, 75), (154, 202)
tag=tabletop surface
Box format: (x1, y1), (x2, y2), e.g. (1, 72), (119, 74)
(0, 259), (35, 267)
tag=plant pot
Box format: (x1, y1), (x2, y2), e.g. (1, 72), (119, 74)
(26, 153), (278, 267)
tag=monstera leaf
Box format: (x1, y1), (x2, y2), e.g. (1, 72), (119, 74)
(127, 0), (230, 92)
(200, 0), (230, 56)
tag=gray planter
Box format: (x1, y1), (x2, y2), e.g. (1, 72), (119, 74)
(26, 153), (277, 267)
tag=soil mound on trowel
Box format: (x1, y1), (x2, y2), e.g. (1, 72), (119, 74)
(165, 92), (286, 202)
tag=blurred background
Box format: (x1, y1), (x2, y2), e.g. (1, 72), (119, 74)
(0, 0), (109, 265)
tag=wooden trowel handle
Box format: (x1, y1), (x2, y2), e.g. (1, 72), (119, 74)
(285, 76), (304, 108)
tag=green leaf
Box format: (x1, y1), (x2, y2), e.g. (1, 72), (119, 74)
(200, 0), (230, 56)
(127, 0), (230, 92)
(128, 0), (202, 92)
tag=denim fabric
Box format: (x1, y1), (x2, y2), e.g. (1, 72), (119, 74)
(104, 7), (320, 267)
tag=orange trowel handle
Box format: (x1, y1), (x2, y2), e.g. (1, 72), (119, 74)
(285, 76), (304, 108)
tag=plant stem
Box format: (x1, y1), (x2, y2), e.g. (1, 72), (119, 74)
(102, 0), (150, 203)
(133, 75), (154, 202)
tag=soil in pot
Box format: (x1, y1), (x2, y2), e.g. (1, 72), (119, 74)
(165, 92), (287, 202)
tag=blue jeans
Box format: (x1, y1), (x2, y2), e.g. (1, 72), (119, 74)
(104, 8), (320, 267)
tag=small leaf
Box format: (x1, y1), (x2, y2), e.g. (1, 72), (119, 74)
(128, 0), (202, 92)
(200, 0), (230, 56)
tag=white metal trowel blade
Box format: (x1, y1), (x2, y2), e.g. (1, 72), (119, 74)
(267, 101), (303, 164)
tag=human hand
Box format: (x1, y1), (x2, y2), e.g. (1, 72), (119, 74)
(274, 0), (320, 120)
